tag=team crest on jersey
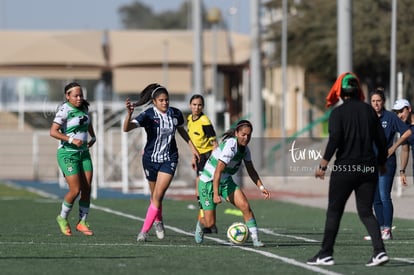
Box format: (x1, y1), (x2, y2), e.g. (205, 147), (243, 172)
(382, 121), (388, 128)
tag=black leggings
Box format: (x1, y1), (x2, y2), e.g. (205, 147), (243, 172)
(319, 171), (385, 256)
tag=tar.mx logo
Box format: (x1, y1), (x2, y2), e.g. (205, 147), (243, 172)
(289, 140), (322, 163)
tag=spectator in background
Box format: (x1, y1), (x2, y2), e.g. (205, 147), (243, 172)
(369, 88), (411, 241)
(50, 82), (96, 236)
(392, 99), (414, 186)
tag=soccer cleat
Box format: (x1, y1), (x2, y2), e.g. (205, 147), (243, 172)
(252, 239), (265, 247)
(363, 235), (372, 241)
(195, 221), (204, 244)
(154, 221), (165, 239)
(306, 255), (335, 266)
(56, 215), (72, 236)
(210, 225), (218, 234)
(366, 252), (389, 267)
(137, 232), (148, 242)
(76, 220), (93, 236)
(381, 228), (393, 240)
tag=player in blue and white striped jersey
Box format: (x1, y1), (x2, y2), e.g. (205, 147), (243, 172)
(123, 83), (199, 242)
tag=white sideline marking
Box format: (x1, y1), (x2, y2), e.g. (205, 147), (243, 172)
(259, 228), (320, 243)
(393, 258), (414, 264)
(91, 204), (341, 275)
(1, 183), (341, 275)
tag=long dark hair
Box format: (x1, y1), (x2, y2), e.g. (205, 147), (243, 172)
(221, 119), (253, 141)
(134, 83), (169, 107)
(63, 82), (90, 108)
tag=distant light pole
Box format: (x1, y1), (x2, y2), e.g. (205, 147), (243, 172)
(206, 7), (222, 127)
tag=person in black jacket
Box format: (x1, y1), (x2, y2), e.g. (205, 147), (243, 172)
(306, 73), (389, 267)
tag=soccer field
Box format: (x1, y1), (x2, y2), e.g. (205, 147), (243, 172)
(1, 182), (414, 275)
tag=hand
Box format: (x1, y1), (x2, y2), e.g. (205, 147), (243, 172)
(400, 173), (408, 186)
(315, 168), (326, 179)
(261, 188), (271, 199)
(191, 156), (197, 171)
(387, 146), (396, 158)
(213, 194), (222, 204)
(125, 98), (135, 114)
(72, 138), (83, 148)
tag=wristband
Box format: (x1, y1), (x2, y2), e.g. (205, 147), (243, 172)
(259, 185), (265, 191)
(319, 165), (327, 171)
(400, 169), (405, 174)
(68, 137), (74, 144)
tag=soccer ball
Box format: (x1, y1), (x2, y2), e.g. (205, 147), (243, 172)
(226, 222), (249, 245)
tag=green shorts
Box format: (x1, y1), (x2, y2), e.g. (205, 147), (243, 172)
(57, 148), (93, 176)
(198, 177), (240, 211)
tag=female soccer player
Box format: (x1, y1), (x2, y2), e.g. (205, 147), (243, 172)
(194, 120), (270, 247)
(50, 82), (96, 236)
(123, 83), (199, 242)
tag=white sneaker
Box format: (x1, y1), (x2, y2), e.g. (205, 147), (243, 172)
(154, 221), (165, 239)
(137, 232), (148, 242)
(364, 228), (393, 241)
(306, 255), (335, 266)
(252, 239), (265, 247)
(366, 252), (389, 267)
(381, 229), (393, 240)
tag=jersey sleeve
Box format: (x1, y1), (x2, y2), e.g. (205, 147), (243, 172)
(53, 104), (67, 125)
(134, 108), (152, 127)
(218, 138), (237, 164)
(171, 107), (184, 127)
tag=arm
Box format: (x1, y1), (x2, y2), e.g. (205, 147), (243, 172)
(177, 126), (200, 161)
(245, 160), (270, 199)
(50, 122), (82, 148)
(400, 144), (409, 186)
(388, 129), (412, 157)
(213, 160), (226, 204)
(123, 98), (138, 132)
(87, 123), (97, 148)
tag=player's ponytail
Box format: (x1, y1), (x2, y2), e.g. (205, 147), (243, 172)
(134, 83), (169, 107)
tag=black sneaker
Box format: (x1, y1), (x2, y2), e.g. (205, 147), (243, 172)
(366, 252), (389, 267)
(306, 255), (335, 266)
(203, 225), (218, 234)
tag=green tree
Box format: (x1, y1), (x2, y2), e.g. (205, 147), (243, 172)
(268, 0), (414, 100)
(118, 0), (218, 30)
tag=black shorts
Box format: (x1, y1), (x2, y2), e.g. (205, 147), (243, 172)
(196, 151), (212, 175)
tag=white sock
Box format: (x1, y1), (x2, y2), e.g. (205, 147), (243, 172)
(60, 200), (72, 219)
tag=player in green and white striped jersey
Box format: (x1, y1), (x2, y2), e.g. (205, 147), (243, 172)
(195, 120), (271, 247)
(50, 82), (97, 237)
